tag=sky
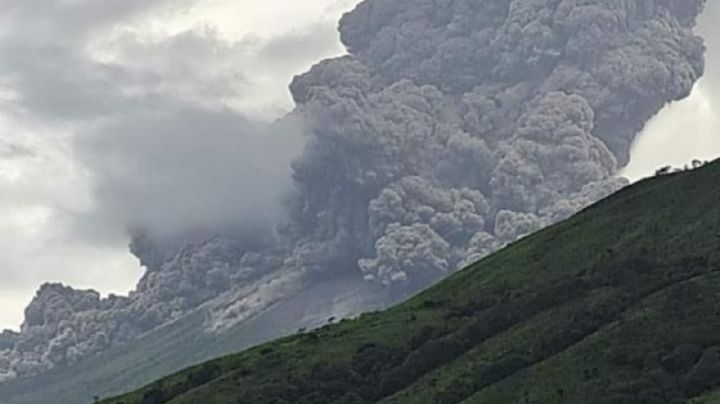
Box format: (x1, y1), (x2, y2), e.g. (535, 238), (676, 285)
(621, 1), (720, 180)
(0, 0), (361, 331)
(0, 0), (718, 331)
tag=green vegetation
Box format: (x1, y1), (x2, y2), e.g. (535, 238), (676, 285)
(105, 160), (720, 404)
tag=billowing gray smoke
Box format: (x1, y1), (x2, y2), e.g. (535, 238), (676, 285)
(287, 0), (704, 288)
(0, 0), (709, 382)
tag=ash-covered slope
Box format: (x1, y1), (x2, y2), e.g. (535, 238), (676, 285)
(0, 0), (708, 389)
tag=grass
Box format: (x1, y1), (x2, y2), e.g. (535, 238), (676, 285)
(101, 161), (720, 404)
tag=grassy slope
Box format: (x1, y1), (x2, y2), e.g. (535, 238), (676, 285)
(105, 161), (720, 404)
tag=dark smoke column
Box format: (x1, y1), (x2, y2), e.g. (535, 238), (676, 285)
(287, 0), (706, 291)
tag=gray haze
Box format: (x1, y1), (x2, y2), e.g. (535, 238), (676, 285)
(75, 109), (304, 238)
(0, 0), (715, 386)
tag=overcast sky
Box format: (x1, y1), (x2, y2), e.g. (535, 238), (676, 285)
(0, 0), (718, 331)
(0, 0), (360, 330)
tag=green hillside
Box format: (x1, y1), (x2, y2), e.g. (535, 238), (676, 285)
(105, 161), (720, 404)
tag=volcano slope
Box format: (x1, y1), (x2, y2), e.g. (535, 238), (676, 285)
(105, 161), (720, 404)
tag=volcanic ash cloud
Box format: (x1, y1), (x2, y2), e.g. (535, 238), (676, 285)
(0, 0), (709, 382)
